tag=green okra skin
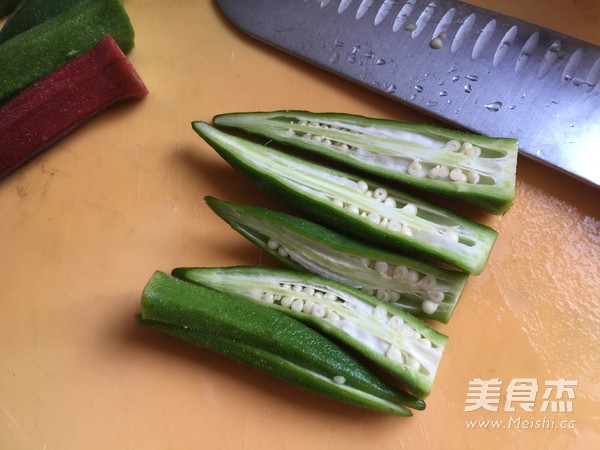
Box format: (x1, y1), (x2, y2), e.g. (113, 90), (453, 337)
(192, 121), (498, 275)
(0, 0), (134, 104)
(0, 0), (86, 44)
(139, 271), (425, 415)
(172, 266), (449, 399)
(213, 111), (518, 215)
(206, 196), (468, 323)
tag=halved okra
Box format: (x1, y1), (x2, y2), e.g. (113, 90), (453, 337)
(192, 122), (498, 274)
(213, 111), (518, 215)
(173, 266), (449, 399)
(206, 196), (468, 323)
(139, 271), (425, 415)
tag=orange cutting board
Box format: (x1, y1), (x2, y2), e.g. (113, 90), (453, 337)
(1, 1), (598, 449)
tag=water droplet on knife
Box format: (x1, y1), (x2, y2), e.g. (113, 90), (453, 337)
(484, 101), (502, 112)
(439, 91), (448, 97)
(415, 85), (424, 92)
(335, 39), (344, 47)
(452, 76), (460, 82)
(464, 84), (472, 93)
(376, 58), (386, 65)
(385, 83), (397, 93)
(426, 100), (438, 107)
(330, 52), (340, 64)
(466, 74), (479, 81)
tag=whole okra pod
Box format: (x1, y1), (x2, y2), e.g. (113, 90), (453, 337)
(173, 266), (449, 399)
(213, 111), (518, 215)
(192, 122), (498, 274)
(138, 271), (425, 416)
(206, 196), (468, 323)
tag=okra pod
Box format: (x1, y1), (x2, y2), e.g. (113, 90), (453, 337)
(0, 0), (85, 44)
(139, 271), (425, 415)
(173, 266), (448, 399)
(192, 122), (498, 274)
(0, 0), (134, 104)
(206, 196), (468, 323)
(213, 111), (518, 215)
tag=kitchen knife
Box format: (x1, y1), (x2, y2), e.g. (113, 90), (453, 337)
(216, 0), (600, 189)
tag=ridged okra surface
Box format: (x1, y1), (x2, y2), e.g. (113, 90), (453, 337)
(173, 266), (449, 399)
(192, 121), (498, 274)
(213, 111), (518, 215)
(206, 196), (468, 323)
(139, 271), (425, 415)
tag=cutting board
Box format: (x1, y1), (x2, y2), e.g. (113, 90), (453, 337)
(1, 1), (598, 449)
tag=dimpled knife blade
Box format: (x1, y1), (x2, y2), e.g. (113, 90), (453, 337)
(216, 0), (600, 189)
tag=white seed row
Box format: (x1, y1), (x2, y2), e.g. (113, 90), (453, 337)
(268, 237), (448, 315)
(258, 283), (432, 371)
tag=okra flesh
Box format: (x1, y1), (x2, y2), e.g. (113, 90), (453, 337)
(140, 271), (424, 413)
(206, 196), (468, 323)
(193, 122), (498, 274)
(213, 111), (518, 215)
(173, 266), (448, 399)
(138, 318), (413, 416)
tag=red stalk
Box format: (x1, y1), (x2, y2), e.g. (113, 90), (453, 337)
(0, 34), (148, 179)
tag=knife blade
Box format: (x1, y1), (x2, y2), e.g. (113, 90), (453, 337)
(216, 0), (600, 189)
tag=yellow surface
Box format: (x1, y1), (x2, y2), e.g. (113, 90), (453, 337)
(1, 1), (599, 449)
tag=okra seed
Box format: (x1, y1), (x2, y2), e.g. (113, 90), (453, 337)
(419, 338), (432, 348)
(339, 143), (350, 151)
(380, 217), (389, 227)
(332, 198), (344, 207)
(283, 128), (295, 137)
(367, 212), (381, 224)
(428, 165), (441, 179)
(389, 291), (401, 302)
(312, 304), (326, 318)
(385, 346), (404, 363)
(366, 190), (373, 198)
(467, 171), (480, 184)
(408, 160), (422, 176)
(281, 283), (291, 290)
(292, 284), (303, 293)
(392, 265), (408, 280)
(323, 138), (332, 146)
(360, 212), (367, 218)
(428, 290), (445, 303)
(438, 165), (450, 178)
(277, 247), (289, 257)
(323, 292), (337, 302)
(445, 139), (461, 152)
(298, 120), (308, 126)
(303, 286), (315, 296)
(450, 167), (465, 181)
(281, 296), (295, 307)
(347, 204), (360, 214)
(419, 275), (437, 290)
(309, 121), (319, 127)
(374, 261), (389, 274)
(262, 293), (275, 304)
(373, 305), (388, 321)
(406, 270), (419, 284)
(303, 299), (315, 313)
(401, 224), (413, 236)
(465, 145), (481, 158)
(403, 203), (418, 215)
(312, 135), (324, 143)
(387, 220), (401, 231)
(314, 291), (324, 300)
(388, 315), (405, 330)
(376, 289), (390, 301)
(333, 375), (346, 385)
(443, 229), (460, 242)
(383, 197), (397, 208)
(373, 188), (388, 201)
(406, 356), (421, 371)
(302, 133), (313, 140)
(356, 180), (369, 193)
(401, 324), (415, 337)
(291, 299), (305, 312)
(421, 300), (439, 314)
(460, 142), (473, 153)
(267, 239), (279, 250)
(326, 310), (340, 323)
